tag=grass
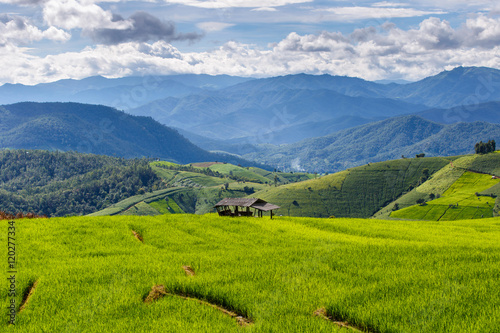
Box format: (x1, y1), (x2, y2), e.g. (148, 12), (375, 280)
(148, 197), (184, 214)
(255, 157), (451, 218)
(92, 182), (269, 216)
(248, 167), (315, 184)
(374, 154), (498, 219)
(468, 152), (500, 175)
(208, 164), (271, 184)
(87, 189), (178, 216)
(2, 215), (500, 332)
(119, 201), (161, 216)
(390, 172), (499, 221)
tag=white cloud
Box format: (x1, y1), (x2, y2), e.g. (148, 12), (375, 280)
(372, 2), (407, 7)
(43, 0), (132, 30)
(318, 6), (446, 21)
(251, 7), (278, 12)
(409, 0), (495, 9)
(464, 15), (500, 47)
(0, 14), (70, 46)
(2, 14), (500, 85)
(162, 0), (312, 9)
(196, 21), (234, 32)
(42, 25), (72, 41)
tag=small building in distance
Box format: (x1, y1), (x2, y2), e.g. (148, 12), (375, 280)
(214, 198), (281, 219)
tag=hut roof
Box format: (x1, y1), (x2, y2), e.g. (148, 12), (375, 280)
(214, 198), (280, 211)
(215, 198), (259, 207)
(251, 202), (281, 212)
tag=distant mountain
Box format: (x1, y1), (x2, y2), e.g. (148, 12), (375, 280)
(242, 115), (500, 173)
(0, 74), (252, 108)
(386, 66), (500, 108)
(129, 88), (426, 143)
(0, 102), (266, 167)
(223, 73), (390, 97)
(417, 101), (500, 124)
(3, 67), (500, 149)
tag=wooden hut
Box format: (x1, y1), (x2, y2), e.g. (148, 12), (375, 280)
(214, 198), (280, 219)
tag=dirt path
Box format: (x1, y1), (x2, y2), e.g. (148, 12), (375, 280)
(131, 230), (144, 243)
(313, 307), (369, 332)
(144, 285), (252, 326)
(19, 280), (39, 313)
(182, 265), (195, 276)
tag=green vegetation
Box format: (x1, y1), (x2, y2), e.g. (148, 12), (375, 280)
(474, 139), (496, 154)
(90, 160), (313, 218)
(0, 149), (162, 217)
(0, 102), (267, 169)
(243, 115), (500, 173)
(207, 163), (271, 183)
(2, 214), (499, 332)
(90, 182), (268, 216)
(468, 151), (500, 175)
(374, 153), (500, 220)
(148, 197), (184, 214)
(255, 157), (452, 218)
(120, 201), (162, 216)
(391, 172), (499, 220)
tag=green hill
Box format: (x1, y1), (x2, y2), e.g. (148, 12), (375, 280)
(376, 152), (500, 221)
(0, 102), (266, 168)
(0, 149), (162, 217)
(254, 156), (453, 218)
(243, 115), (500, 173)
(92, 161), (313, 217)
(390, 172), (497, 220)
(2, 214), (499, 332)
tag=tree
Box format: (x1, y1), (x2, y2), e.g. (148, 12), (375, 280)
(475, 140), (496, 154)
(422, 168), (430, 178)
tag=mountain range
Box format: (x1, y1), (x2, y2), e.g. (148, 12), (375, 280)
(1, 66), (500, 172)
(0, 74), (252, 109)
(0, 102), (265, 168)
(242, 115), (500, 173)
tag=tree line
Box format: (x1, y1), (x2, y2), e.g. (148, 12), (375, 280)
(0, 150), (163, 217)
(475, 140), (496, 154)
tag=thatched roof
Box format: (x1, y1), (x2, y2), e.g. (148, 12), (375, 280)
(215, 198), (259, 207)
(250, 201), (281, 212)
(215, 198), (280, 211)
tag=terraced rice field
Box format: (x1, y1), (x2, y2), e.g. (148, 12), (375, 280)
(391, 172), (499, 220)
(2, 214), (499, 332)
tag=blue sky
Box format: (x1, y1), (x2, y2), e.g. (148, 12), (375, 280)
(0, 0), (499, 84)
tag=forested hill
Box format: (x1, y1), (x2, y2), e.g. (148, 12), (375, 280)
(243, 115), (500, 173)
(0, 150), (162, 216)
(0, 102), (264, 168)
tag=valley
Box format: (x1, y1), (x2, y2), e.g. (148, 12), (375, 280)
(3, 0), (500, 331)
(2, 67), (500, 333)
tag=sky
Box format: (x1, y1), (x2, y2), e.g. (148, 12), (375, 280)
(1, 0), (500, 85)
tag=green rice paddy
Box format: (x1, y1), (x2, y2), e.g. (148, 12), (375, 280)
(391, 172), (499, 221)
(2, 214), (499, 332)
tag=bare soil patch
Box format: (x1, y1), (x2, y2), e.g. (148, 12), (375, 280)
(19, 280), (39, 313)
(131, 230), (143, 243)
(313, 307), (367, 332)
(182, 265), (195, 276)
(144, 284), (253, 326)
(191, 162), (223, 168)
